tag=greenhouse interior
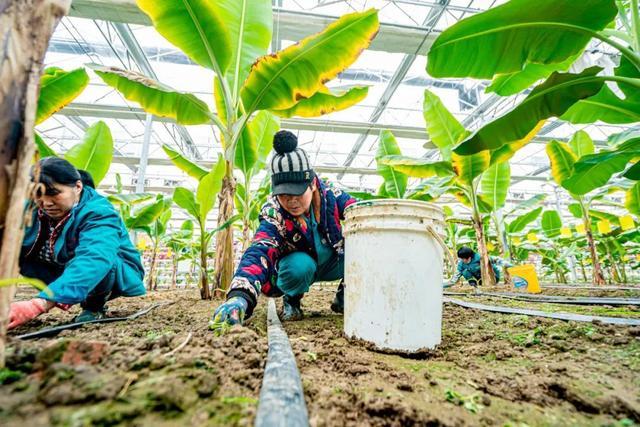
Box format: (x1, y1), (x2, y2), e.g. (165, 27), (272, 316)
(1, 0), (640, 425)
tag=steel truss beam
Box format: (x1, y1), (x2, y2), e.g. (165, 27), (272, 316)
(69, 0), (441, 56)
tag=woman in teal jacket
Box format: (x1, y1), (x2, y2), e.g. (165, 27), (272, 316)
(8, 158), (145, 328)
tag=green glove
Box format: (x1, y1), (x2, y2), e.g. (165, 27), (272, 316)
(209, 296), (248, 333)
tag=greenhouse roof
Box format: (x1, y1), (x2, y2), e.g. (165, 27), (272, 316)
(37, 0), (636, 224)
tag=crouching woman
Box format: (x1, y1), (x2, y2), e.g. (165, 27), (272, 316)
(8, 158), (145, 329)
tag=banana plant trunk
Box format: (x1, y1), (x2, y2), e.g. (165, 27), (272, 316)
(213, 168), (236, 298)
(242, 219), (252, 251)
(579, 257), (588, 282)
(493, 212), (511, 286)
(472, 213), (496, 287)
(146, 242), (158, 291)
(0, 0), (71, 368)
(581, 211), (606, 285)
(199, 224), (211, 300)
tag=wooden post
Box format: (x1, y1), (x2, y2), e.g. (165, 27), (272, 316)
(0, 0), (71, 367)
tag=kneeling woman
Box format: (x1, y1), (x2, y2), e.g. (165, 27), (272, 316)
(8, 158), (145, 329)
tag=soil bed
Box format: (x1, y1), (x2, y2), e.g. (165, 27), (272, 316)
(2, 285), (640, 426)
(286, 285), (640, 426)
(1, 288), (268, 426)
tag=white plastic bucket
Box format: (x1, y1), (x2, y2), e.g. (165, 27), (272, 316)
(343, 199), (448, 352)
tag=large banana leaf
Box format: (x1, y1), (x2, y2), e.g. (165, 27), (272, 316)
(108, 193), (155, 206)
(35, 133), (57, 158)
(173, 187), (200, 221)
(234, 126), (257, 176)
(485, 54), (580, 96)
(562, 138), (640, 195)
(454, 67), (605, 155)
(162, 144), (210, 180)
(240, 9), (379, 113)
(136, 0), (231, 73)
(90, 64), (212, 125)
(452, 151), (490, 187)
(64, 121), (113, 185)
(37, 67), (89, 124)
(569, 130), (595, 158)
(561, 85), (640, 124)
(489, 121), (545, 165)
(541, 210), (562, 238)
(249, 111), (280, 174)
(215, 0), (272, 97)
(427, 0), (617, 79)
(197, 154), (226, 220)
(376, 131), (407, 198)
(626, 182), (640, 215)
(508, 206), (543, 233)
(378, 156), (454, 178)
(480, 162), (510, 211)
(546, 140), (577, 187)
(422, 90), (467, 161)
(271, 86), (369, 118)
(614, 54), (640, 101)
(624, 161), (640, 180)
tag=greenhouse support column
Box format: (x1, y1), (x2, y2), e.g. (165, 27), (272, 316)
(554, 187), (577, 282)
(136, 114), (153, 193)
(0, 0), (71, 367)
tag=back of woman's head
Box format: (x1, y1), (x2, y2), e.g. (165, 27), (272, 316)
(36, 157), (81, 195)
(77, 169), (95, 189)
(457, 246), (475, 259)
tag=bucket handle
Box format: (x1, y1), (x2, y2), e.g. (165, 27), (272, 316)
(425, 224), (457, 270)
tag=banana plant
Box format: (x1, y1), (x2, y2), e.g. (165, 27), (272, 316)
(164, 220), (195, 289)
(35, 120), (114, 186)
(173, 155), (226, 299)
(546, 131), (619, 284)
(123, 194), (173, 291)
(426, 0), (640, 158)
(379, 91), (540, 286)
(89, 1), (380, 294)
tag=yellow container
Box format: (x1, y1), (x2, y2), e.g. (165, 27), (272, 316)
(508, 264), (541, 294)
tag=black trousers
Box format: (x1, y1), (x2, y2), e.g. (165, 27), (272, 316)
(80, 266), (117, 312)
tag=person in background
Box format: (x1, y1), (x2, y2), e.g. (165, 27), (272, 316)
(8, 158), (145, 329)
(210, 130), (356, 329)
(445, 246), (512, 288)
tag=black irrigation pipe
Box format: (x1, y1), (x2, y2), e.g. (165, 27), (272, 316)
(255, 299), (309, 427)
(444, 297), (640, 326)
(15, 301), (174, 340)
(542, 285), (640, 291)
(473, 292), (640, 306)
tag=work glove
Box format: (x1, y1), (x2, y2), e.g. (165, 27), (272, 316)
(209, 296), (248, 333)
(8, 298), (50, 329)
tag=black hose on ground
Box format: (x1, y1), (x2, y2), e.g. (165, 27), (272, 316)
(451, 291), (640, 306)
(444, 297), (640, 326)
(255, 298), (309, 427)
(14, 301), (174, 340)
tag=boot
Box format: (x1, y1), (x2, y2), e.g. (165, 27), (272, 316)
(330, 281), (344, 314)
(74, 307), (107, 323)
(282, 294), (304, 321)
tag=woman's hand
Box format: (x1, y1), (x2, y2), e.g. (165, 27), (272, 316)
(8, 298), (52, 329)
(209, 296), (248, 333)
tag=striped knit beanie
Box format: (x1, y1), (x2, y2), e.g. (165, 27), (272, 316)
(270, 130), (315, 196)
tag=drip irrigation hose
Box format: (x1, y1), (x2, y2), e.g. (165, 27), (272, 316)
(542, 285), (640, 291)
(454, 291), (640, 306)
(255, 299), (309, 427)
(15, 301), (174, 340)
(444, 297), (640, 326)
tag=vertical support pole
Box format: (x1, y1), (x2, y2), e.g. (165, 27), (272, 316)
(136, 113), (153, 193)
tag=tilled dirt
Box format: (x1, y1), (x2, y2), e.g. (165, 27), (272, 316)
(285, 286), (640, 427)
(1, 289), (268, 427)
(2, 285), (640, 426)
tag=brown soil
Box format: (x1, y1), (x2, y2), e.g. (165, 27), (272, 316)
(1, 289), (268, 426)
(287, 285), (640, 427)
(2, 284), (640, 426)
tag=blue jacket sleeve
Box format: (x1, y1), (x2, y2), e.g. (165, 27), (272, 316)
(39, 209), (120, 304)
(226, 218), (284, 318)
(335, 189), (357, 220)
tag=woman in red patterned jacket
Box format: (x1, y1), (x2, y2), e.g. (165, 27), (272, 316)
(210, 131), (356, 329)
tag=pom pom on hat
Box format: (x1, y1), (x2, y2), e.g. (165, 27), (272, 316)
(273, 130), (298, 154)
